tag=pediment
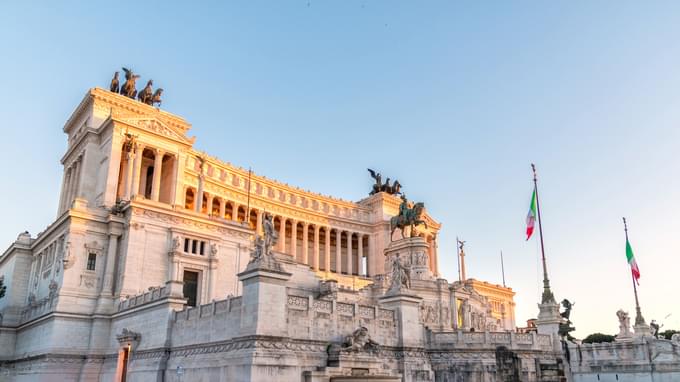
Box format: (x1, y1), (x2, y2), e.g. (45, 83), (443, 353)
(116, 117), (194, 145)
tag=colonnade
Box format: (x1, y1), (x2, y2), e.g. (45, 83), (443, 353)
(117, 144), (178, 204)
(58, 154), (83, 213)
(184, 186), (375, 277)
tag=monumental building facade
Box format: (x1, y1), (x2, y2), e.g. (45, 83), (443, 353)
(0, 87), (565, 381)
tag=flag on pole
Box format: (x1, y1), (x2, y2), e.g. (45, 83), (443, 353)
(526, 188), (537, 240)
(626, 239), (641, 285)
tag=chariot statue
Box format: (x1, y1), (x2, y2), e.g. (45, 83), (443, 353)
(389, 194), (427, 239)
(120, 67), (140, 99)
(367, 169), (401, 195)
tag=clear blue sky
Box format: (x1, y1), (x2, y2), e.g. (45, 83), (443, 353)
(1, 1), (679, 337)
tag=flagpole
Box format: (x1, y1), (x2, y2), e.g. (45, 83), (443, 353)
(501, 250), (506, 288)
(246, 167), (252, 228)
(623, 217), (646, 326)
(456, 236), (462, 282)
(532, 164), (555, 304)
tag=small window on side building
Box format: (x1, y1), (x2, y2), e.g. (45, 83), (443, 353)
(86, 253), (97, 271)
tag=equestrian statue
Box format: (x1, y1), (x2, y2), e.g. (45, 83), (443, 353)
(389, 194), (427, 239)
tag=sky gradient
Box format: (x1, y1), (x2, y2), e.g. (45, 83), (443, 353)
(1, 1), (679, 337)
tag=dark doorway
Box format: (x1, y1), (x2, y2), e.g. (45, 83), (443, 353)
(120, 346), (130, 382)
(183, 270), (199, 307)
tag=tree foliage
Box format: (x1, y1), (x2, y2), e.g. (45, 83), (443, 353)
(0, 277), (6, 299)
(661, 330), (679, 340)
(582, 333), (615, 343)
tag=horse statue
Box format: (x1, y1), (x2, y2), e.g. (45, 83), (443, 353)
(109, 71), (120, 93)
(137, 80), (154, 105)
(390, 200), (428, 239)
(151, 88), (163, 107)
(120, 67), (140, 99)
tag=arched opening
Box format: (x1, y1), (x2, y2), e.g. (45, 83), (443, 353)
(211, 197), (220, 216)
(158, 154), (175, 204)
(224, 202), (233, 220)
(237, 206), (246, 222)
(184, 188), (195, 210)
(248, 209), (257, 229)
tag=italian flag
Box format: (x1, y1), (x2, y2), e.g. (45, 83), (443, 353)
(526, 188), (537, 240)
(626, 239), (641, 285)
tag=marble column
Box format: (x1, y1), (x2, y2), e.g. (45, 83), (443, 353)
(219, 198), (226, 218)
(169, 153), (179, 205)
(278, 217), (287, 253)
(232, 202), (240, 222)
(325, 228), (331, 272)
(256, 210), (263, 234)
(101, 232), (120, 295)
(131, 145), (145, 198)
(336, 230), (342, 273)
(60, 168), (72, 212)
(123, 151), (135, 200)
(302, 223), (309, 265)
(433, 236), (440, 277)
(346, 232), (353, 275)
(150, 149), (164, 201)
(72, 156), (83, 201)
(357, 234), (364, 276)
(206, 194), (214, 215)
(290, 220), (298, 259)
(367, 234), (374, 276)
(313, 226), (320, 271)
(196, 175), (204, 213)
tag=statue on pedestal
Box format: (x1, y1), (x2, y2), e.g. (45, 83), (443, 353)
(389, 194), (427, 239)
(617, 309), (632, 338)
(387, 254), (411, 293)
(248, 213), (281, 270)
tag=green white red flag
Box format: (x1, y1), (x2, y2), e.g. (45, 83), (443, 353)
(526, 188), (537, 240)
(626, 238), (641, 285)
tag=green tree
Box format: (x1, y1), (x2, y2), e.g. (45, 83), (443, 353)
(660, 330), (679, 340)
(582, 333), (615, 343)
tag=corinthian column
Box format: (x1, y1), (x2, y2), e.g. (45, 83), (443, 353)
(290, 220), (298, 258)
(151, 149), (164, 201)
(346, 232), (353, 275)
(313, 226), (320, 271)
(325, 227), (331, 272)
(279, 217), (287, 253)
(302, 223), (309, 265)
(336, 230), (342, 273)
(131, 145), (145, 198)
(357, 234), (364, 276)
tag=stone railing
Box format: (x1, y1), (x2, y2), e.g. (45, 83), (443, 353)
(286, 294), (395, 323)
(174, 296), (242, 322)
(430, 330), (553, 351)
(117, 286), (169, 312)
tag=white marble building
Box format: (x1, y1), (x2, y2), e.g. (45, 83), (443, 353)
(0, 88), (563, 381)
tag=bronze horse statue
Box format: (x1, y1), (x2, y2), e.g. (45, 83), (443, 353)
(120, 67), (140, 99)
(390, 202), (427, 239)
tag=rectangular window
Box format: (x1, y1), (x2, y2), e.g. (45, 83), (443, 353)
(87, 253), (97, 271)
(184, 238), (189, 253)
(182, 270), (199, 307)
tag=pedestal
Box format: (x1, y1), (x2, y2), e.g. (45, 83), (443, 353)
(379, 293), (424, 348)
(536, 301), (562, 351)
(634, 323), (652, 338)
(237, 266), (292, 337)
(384, 237), (433, 282)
